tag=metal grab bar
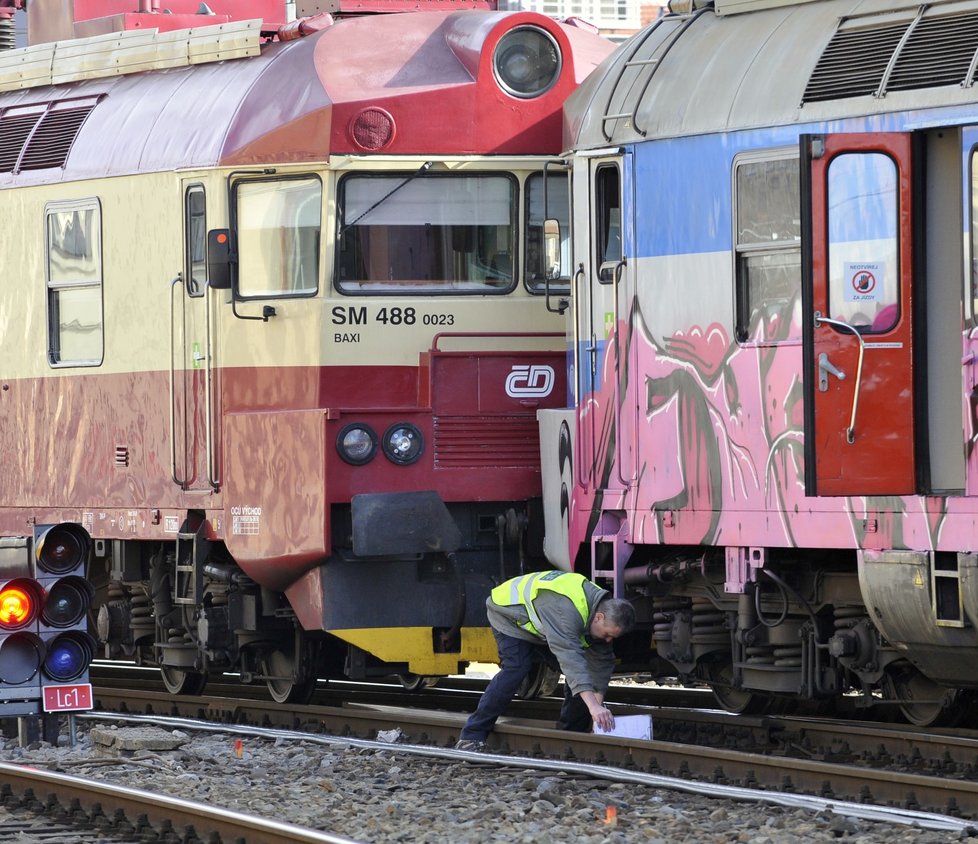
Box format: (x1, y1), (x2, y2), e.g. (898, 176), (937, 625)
(168, 274), (187, 488)
(205, 280), (220, 490)
(814, 313), (865, 444)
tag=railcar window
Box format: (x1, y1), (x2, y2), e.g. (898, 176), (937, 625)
(236, 177), (321, 299)
(970, 151), (978, 323)
(336, 174), (516, 294)
(734, 156), (801, 343)
(526, 173), (570, 293)
(45, 199), (102, 366)
(184, 186), (206, 297)
(826, 153), (899, 333)
(594, 164), (621, 282)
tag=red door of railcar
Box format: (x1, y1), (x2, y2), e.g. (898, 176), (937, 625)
(803, 132), (917, 496)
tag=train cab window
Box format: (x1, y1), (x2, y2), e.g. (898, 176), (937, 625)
(235, 176), (321, 299)
(45, 199), (103, 367)
(526, 172), (570, 293)
(826, 153), (899, 333)
(969, 151), (978, 322)
(734, 154), (801, 343)
(594, 164), (621, 282)
(184, 186), (206, 297)
(336, 173), (516, 294)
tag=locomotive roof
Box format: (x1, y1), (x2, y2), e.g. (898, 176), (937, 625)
(569, 0), (978, 148)
(0, 11), (613, 186)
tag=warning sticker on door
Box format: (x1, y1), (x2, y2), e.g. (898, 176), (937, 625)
(843, 262), (884, 303)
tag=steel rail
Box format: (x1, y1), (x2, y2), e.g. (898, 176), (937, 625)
(0, 760), (362, 844)
(79, 710), (976, 835)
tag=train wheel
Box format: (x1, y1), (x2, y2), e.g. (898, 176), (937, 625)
(514, 663), (560, 700)
(262, 638), (318, 704)
(398, 674), (439, 691)
(883, 665), (968, 727)
(160, 665), (207, 696)
(706, 659), (772, 715)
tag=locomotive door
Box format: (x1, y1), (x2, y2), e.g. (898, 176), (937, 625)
(801, 133), (917, 496)
(573, 152), (631, 492)
(169, 182), (215, 491)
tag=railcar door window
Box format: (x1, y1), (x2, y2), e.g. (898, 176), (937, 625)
(734, 154), (801, 343)
(336, 174), (516, 294)
(45, 199), (102, 366)
(969, 150), (978, 322)
(826, 153), (899, 332)
(235, 177), (321, 299)
(184, 186), (206, 297)
(594, 164), (621, 281)
(526, 172), (570, 293)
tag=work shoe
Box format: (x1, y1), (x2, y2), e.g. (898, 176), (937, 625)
(454, 739), (487, 752)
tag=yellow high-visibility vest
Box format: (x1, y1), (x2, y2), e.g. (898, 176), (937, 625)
(490, 571), (590, 644)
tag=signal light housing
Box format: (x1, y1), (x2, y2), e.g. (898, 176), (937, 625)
(35, 523), (95, 710)
(0, 523), (96, 716)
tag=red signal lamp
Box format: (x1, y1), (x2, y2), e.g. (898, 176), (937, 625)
(0, 580), (43, 630)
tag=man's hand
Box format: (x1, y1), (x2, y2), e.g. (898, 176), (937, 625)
(580, 690), (615, 732)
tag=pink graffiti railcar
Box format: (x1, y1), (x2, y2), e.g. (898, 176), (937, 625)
(0, 0), (613, 701)
(541, 0), (978, 725)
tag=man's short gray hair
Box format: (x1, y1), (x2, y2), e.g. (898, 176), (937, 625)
(599, 598), (636, 633)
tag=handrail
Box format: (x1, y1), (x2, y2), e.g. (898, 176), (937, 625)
(814, 314), (866, 444)
(429, 331), (562, 352)
(573, 262), (589, 489)
(631, 9), (709, 137)
(168, 274), (187, 489)
(611, 258), (629, 485)
(601, 10), (707, 141)
(205, 281), (220, 490)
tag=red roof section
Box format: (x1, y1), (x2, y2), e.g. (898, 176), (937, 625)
(0, 10), (614, 186)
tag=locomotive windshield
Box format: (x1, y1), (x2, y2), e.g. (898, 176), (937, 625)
(336, 173), (516, 294)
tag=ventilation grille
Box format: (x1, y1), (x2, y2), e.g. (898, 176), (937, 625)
(0, 98), (97, 173)
(434, 417), (541, 469)
(804, 10), (978, 103)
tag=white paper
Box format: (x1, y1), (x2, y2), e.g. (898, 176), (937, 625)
(593, 714), (652, 741)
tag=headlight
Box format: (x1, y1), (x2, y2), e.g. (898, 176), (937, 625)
(493, 26), (562, 99)
(337, 424), (378, 466)
(382, 423), (424, 465)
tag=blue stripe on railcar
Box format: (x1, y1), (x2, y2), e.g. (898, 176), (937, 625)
(628, 109), (978, 260)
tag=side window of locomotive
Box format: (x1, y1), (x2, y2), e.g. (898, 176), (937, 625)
(235, 176), (321, 299)
(184, 186), (206, 297)
(826, 153), (899, 333)
(734, 155), (801, 344)
(45, 199), (103, 367)
(335, 173), (516, 294)
(526, 172), (570, 293)
(970, 150), (978, 323)
(594, 164), (621, 283)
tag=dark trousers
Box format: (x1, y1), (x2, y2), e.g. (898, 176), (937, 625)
(459, 628), (592, 742)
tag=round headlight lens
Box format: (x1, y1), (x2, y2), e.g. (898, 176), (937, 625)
(493, 26), (562, 99)
(382, 423), (424, 465)
(337, 424), (378, 466)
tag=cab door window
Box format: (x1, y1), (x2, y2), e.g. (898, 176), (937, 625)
(594, 164), (621, 282)
(184, 186), (206, 297)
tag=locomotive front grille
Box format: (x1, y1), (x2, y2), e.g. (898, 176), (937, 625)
(433, 416), (541, 469)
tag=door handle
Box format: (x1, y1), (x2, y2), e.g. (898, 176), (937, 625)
(818, 352), (845, 391)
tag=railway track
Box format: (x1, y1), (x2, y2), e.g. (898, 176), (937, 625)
(0, 759), (360, 843)
(84, 672), (978, 826)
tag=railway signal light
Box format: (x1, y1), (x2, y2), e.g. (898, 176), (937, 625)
(35, 524), (96, 711)
(0, 524), (95, 716)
